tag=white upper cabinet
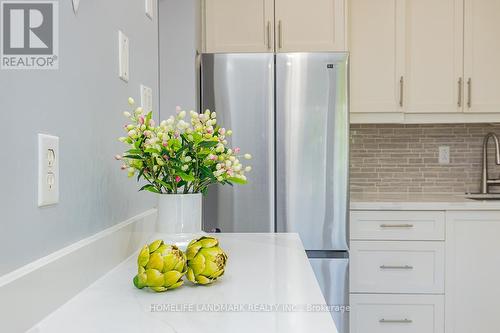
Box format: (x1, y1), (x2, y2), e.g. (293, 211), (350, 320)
(464, 0), (500, 113)
(403, 0), (463, 114)
(349, 0), (500, 123)
(203, 0), (274, 53)
(274, 0), (346, 52)
(349, 0), (404, 114)
(202, 0), (346, 53)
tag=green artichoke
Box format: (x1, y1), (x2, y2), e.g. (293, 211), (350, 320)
(133, 239), (187, 292)
(185, 236), (228, 285)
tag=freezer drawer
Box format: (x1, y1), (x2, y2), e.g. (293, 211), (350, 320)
(350, 294), (444, 333)
(350, 241), (445, 294)
(200, 53), (275, 233)
(309, 256), (349, 333)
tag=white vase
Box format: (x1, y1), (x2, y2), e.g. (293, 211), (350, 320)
(157, 193), (206, 250)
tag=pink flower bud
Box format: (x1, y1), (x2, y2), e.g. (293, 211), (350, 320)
(120, 165), (127, 170)
(162, 141), (168, 147)
(175, 176), (181, 183)
(234, 147), (241, 153)
(176, 106), (182, 113)
(219, 128), (226, 135)
(138, 116), (145, 125)
(163, 154), (169, 160)
(149, 119), (155, 127)
(114, 155), (122, 160)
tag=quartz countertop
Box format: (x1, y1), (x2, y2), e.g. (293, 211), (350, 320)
(351, 192), (500, 210)
(29, 233), (337, 333)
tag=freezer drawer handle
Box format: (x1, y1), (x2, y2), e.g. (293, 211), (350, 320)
(380, 223), (414, 228)
(379, 318), (413, 324)
(379, 265), (414, 270)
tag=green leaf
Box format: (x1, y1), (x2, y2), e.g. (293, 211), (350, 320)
(139, 184), (160, 193)
(144, 148), (160, 155)
(228, 177), (247, 185)
(177, 172), (195, 182)
(123, 155), (143, 160)
(126, 149), (143, 154)
(198, 141), (218, 148)
(137, 168), (145, 182)
(157, 179), (172, 190)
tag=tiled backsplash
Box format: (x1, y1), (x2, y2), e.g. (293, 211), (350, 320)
(350, 123), (500, 194)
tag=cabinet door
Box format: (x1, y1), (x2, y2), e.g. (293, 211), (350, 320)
(446, 211), (500, 333)
(275, 0), (345, 52)
(464, 0), (500, 112)
(349, 0), (404, 114)
(203, 0), (274, 53)
(403, 0), (464, 113)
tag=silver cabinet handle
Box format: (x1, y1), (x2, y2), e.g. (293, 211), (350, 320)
(380, 319), (413, 324)
(278, 20), (283, 49)
(467, 78), (472, 108)
(380, 265), (414, 270)
(399, 76), (404, 107)
(458, 77), (463, 107)
(266, 21), (271, 50)
(380, 223), (414, 228)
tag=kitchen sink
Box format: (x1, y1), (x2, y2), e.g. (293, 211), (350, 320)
(465, 193), (500, 200)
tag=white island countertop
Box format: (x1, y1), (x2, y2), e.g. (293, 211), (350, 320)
(351, 192), (500, 210)
(30, 233), (337, 333)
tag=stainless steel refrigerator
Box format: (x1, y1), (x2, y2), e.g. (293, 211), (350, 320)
(201, 53), (349, 333)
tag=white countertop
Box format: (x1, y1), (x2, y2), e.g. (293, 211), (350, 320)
(351, 192), (500, 210)
(30, 233), (337, 333)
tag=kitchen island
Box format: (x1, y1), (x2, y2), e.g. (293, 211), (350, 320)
(29, 233), (338, 333)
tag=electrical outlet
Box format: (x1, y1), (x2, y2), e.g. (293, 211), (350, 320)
(118, 30), (129, 82)
(145, 0), (154, 19)
(439, 146), (450, 164)
(141, 84), (153, 112)
(38, 134), (59, 207)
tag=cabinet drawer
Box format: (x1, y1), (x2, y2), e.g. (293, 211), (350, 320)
(350, 211), (445, 241)
(350, 241), (444, 294)
(350, 294), (444, 333)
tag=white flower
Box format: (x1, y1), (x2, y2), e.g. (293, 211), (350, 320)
(118, 137), (127, 142)
(160, 120), (167, 127)
(211, 112), (217, 119)
(123, 111), (131, 118)
(245, 166), (252, 172)
(134, 107), (143, 115)
(184, 156), (192, 162)
(244, 153), (252, 160)
(128, 97), (135, 106)
(178, 110), (186, 119)
(216, 163), (222, 170)
(181, 165), (189, 171)
(225, 160), (232, 167)
(128, 130), (136, 137)
(226, 130), (233, 136)
(229, 156), (236, 162)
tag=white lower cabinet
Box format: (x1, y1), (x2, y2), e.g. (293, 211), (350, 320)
(350, 241), (445, 294)
(445, 211), (500, 333)
(350, 294), (445, 333)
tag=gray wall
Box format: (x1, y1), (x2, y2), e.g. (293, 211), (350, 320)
(159, 0), (199, 118)
(0, 0), (159, 275)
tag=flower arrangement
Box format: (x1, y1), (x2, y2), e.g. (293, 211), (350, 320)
(116, 98), (252, 194)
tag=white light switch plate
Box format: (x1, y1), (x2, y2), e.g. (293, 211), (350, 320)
(140, 84), (153, 112)
(439, 146), (450, 164)
(72, 0), (80, 13)
(118, 30), (129, 82)
(145, 0), (154, 19)
(38, 134), (59, 207)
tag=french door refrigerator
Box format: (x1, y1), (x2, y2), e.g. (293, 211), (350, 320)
(200, 53), (349, 333)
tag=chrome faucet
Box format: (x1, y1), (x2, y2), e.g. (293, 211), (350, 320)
(481, 132), (500, 194)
